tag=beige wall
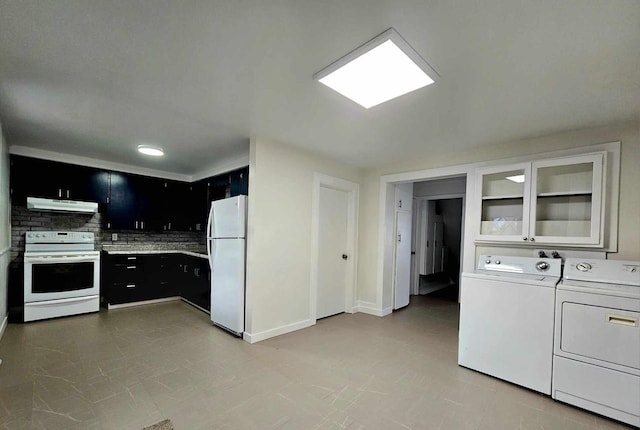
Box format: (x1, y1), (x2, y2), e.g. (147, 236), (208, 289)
(357, 121), (640, 308)
(0, 123), (10, 333)
(245, 137), (363, 340)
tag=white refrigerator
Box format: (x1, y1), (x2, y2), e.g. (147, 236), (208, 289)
(207, 195), (247, 336)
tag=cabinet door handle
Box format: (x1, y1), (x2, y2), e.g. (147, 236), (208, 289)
(66, 190), (70, 198)
(135, 221), (139, 229)
(529, 237), (535, 242)
(127, 257), (136, 260)
(126, 284), (136, 288)
(523, 237), (528, 241)
(141, 221), (145, 229)
(58, 188), (62, 198)
(126, 266), (136, 270)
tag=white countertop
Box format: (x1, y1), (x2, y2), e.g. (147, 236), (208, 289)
(103, 249), (208, 259)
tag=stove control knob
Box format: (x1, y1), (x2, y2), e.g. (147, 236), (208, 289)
(576, 262), (592, 272)
(536, 261), (550, 271)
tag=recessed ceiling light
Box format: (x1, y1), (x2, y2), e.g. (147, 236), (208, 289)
(314, 28), (439, 109)
(137, 145), (164, 157)
(506, 175), (526, 183)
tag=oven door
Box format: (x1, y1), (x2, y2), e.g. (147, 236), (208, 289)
(24, 253), (100, 302)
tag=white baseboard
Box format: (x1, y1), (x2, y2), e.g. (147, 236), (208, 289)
(107, 297), (180, 310)
(243, 319), (314, 344)
(0, 316), (7, 341)
(353, 301), (393, 317)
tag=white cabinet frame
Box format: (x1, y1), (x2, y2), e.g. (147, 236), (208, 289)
(475, 151), (606, 247)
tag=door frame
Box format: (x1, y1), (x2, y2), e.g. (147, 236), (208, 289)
(412, 193), (466, 296)
(310, 173), (359, 323)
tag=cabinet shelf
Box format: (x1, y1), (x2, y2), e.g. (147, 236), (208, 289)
(482, 195), (524, 201)
(537, 191), (592, 198)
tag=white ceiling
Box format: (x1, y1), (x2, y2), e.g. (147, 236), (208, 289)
(1, 1), (639, 174)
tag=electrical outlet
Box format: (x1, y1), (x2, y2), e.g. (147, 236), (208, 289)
(111, 233), (118, 241)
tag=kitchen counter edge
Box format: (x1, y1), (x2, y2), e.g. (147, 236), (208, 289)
(103, 249), (208, 259)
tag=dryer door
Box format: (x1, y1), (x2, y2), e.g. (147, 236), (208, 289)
(560, 302), (640, 371)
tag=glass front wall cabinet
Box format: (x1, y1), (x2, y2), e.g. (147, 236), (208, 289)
(530, 153), (604, 245)
(476, 163), (531, 243)
(475, 152), (605, 246)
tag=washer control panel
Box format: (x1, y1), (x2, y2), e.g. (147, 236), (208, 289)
(478, 255), (561, 277)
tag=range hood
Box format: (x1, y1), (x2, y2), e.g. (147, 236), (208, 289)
(27, 197), (98, 214)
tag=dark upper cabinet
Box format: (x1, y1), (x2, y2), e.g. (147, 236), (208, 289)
(10, 155), (109, 204)
(106, 173), (165, 230)
(229, 167), (249, 197)
(11, 155), (248, 232)
(106, 172), (136, 229)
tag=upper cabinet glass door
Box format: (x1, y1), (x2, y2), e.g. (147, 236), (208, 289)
(530, 153), (604, 244)
(477, 163), (531, 242)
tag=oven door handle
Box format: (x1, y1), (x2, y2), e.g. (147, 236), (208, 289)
(26, 296), (98, 306)
(25, 255), (99, 264)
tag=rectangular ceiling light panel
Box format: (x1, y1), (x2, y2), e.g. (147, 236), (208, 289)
(314, 28), (439, 108)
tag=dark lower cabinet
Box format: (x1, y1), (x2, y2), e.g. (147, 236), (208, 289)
(102, 252), (209, 311)
(179, 257), (211, 311)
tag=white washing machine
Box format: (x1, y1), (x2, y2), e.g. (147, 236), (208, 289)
(553, 258), (640, 427)
(459, 255), (562, 394)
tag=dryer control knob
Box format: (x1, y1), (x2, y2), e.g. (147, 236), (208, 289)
(576, 262), (592, 272)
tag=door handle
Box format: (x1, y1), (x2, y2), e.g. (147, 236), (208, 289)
(342, 254), (348, 260)
(607, 314), (638, 327)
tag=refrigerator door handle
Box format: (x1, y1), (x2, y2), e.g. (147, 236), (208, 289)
(206, 201), (215, 263)
(206, 202), (214, 238)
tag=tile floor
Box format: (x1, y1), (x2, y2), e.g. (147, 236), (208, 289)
(0, 295), (633, 430)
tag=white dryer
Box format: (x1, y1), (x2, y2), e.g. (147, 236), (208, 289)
(459, 255), (561, 394)
(553, 258), (640, 427)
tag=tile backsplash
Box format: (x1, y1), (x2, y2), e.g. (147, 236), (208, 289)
(10, 205), (205, 262)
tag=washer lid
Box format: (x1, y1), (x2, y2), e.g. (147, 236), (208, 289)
(563, 258), (640, 287)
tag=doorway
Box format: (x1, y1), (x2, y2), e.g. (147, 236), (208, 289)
(392, 176), (467, 310)
(310, 173), (359, 322)
(416, 197), (463, 301)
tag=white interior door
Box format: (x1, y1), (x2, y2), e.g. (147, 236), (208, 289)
(317, 186), (349, 319)
(394, 210), (412, 309)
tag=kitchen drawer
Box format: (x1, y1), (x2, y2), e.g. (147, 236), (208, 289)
(108, 255), (144, 265)
(108, 282), (147, 305)
(110, 263), (144, 283)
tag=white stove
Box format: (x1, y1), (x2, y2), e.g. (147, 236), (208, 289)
(553, 258), (640, 427)
(23, 231), (100, 322)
